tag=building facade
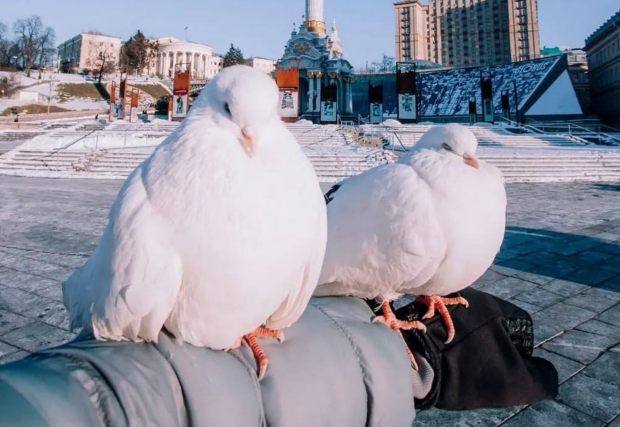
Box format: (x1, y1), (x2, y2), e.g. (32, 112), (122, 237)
(394, 0), (541, 68)
(57, 33), (122, 72)
(154, 37), (215, 80)
(246, 57), (276, 74)
(277, 0), (355, 121)
(394, 1), (429, 62)
(209, 56), (223, 79)
(585, 10), (620, 123)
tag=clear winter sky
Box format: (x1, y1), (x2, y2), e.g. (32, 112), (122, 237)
(1, 0), (619, 67)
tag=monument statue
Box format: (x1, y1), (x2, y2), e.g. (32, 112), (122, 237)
(305, 0), (325, 34)
(307, 89), (316, 112)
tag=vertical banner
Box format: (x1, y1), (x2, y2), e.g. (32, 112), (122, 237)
(480, 72), (494, 123)
(276, 68), (300, 120)
(119, 74), (128, 120)
(130, 89), (139, 123)
(320, 79), (338, 123)
(501, 91), (510, 120)
(108, 81), (117, 122)
(172, 69), (190, 121)
(469, 99), (477, 124)
(397, 62), (417, 123)
(513, 80), (521, 125)
(369, 80), (384, 124)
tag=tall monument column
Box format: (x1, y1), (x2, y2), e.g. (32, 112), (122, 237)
(305, 0), (326, 35)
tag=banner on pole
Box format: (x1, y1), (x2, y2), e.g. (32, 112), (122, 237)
(320, 79), (338, 123)
(369, 80), (383, 123)
(172, 70), (191, 120)
(119, 74), (128, 120)
(396, 63), (417, 122)
(276, 68), (300, 120)
(481, 72), (494, 123)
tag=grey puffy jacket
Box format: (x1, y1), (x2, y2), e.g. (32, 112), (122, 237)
(0, 297), (434, 427)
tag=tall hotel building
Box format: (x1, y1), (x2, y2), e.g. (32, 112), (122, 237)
(395, 0), (541, 67)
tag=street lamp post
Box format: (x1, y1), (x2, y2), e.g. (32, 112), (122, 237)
(47, 78), (54, 115)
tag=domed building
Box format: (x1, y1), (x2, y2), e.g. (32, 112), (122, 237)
(154, 37), (216, 80)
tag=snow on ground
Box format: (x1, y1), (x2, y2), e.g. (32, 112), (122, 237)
(59, 99), (108, 111)
(17, 129), (165, 151)
(0, 99), (30, 111)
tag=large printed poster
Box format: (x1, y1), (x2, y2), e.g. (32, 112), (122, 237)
(398, 93), (417, 120)
(172, 93), (188, 119)
(321, 100), (336, 122)
(370, 102), (383, 123)
(278, 89), (298, 118)
(483, 99), (494, 122)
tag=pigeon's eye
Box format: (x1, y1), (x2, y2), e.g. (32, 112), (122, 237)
(442, 143), (452, 152)
(224, 103), (231, 116)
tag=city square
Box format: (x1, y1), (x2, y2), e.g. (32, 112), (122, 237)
(1, 176), (620, 425)
(1, 0), (620, 425)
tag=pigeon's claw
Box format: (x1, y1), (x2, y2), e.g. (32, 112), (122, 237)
(373, 301), (426, 371)
(243, 327), (284, 381)
(417, 295), (469, 344)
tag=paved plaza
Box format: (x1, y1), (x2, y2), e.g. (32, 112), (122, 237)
(1, 175), (620, 426)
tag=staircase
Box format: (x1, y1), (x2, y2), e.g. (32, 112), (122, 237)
(471, 126), (584, 148)
(3, 122), (620, 184)
(0, 131), (46, 155)
(367, 124), (584, 149)
(0, 150), (90, 173)
(480, 154), (620, 183)
(82, 147), (394, 183)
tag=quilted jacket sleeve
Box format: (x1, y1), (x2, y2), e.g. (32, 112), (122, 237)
(0, 297), (432, 427)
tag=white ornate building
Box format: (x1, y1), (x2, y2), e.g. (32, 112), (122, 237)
(154, 37), (217, 80)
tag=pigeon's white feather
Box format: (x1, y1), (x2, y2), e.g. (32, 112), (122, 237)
(316, 124), (506, 300)
(63, 65), (327, 349)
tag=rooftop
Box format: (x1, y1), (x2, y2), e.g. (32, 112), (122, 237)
(585, 9), (620, 47)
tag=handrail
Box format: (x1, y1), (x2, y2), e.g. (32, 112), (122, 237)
(357, 115), (408, 152)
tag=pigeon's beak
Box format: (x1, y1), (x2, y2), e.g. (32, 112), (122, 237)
(240, 128), (257, 158)
(463, 153), (480, 169)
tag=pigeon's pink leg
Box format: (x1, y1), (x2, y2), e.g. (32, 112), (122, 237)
(243, 327), (285, 381)
(417, 295), (469, 344)
(373, 300), (427, 370)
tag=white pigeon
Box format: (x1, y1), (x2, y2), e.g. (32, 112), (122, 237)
(63, 65), (327, 379)
(316, 124), (506, 363)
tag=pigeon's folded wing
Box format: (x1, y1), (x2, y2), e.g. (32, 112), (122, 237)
(63, 170), (183, 342)
(266, 187), (328, 329)
(316, 162), (447, 298)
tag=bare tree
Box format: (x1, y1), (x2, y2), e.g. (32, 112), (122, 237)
(0, 73), (19, 97)
(88, 47), (117, 83)
(0, 22), (8, 67)
(371, 54), (396, 73)
(12, 16), (55, 77)
(36, 26), (56, 68)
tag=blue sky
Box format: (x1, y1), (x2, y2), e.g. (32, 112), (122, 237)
(1, 0), (619, 67)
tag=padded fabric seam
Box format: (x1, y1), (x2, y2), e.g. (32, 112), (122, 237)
(310, 303), (373, 427)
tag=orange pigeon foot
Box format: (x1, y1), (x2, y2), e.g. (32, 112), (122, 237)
(417, 295), (469, 344)
(243, 327), (285, 381)
(372, 300), (427, 370)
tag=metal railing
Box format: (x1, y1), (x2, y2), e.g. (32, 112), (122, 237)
(355, 115), (409, 152)
(525, 118), (605, 145)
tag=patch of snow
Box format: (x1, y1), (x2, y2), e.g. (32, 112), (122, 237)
(382, 119), (402, 127)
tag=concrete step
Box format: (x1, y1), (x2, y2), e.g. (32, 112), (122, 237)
(0, 164), (72, 171)
(12, 153), (86, 160)
(2, 160), (77, 167)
